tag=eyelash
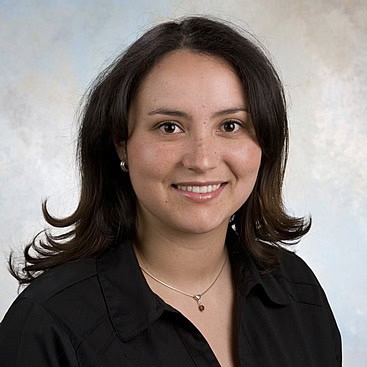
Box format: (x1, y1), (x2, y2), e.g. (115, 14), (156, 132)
(155, 119), (245, 134)
(220, 119), (244, 133)
(157, 122), (183, 134)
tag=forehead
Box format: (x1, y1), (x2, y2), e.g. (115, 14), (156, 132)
(131, 50), (246, 112)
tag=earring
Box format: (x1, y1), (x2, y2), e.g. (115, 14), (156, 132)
(120, 160), (129, 173)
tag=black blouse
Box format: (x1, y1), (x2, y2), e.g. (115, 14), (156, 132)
(0, 240), (341, 366)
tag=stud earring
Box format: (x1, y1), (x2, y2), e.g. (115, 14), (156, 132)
(120, 160), (129, 173)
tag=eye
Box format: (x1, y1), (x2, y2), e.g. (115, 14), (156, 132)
(158, 122), (183, 134)
(220, 120), (243, 133)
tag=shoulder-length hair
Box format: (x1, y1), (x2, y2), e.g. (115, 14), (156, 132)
(11, 16), (310, 284)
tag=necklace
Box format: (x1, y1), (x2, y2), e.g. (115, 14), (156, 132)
(140, 253), (227, 312)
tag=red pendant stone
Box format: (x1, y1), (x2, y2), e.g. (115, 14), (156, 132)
(199, 305), (205, 312)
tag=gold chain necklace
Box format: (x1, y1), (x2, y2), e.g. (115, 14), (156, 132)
(140, 254), (227, 312)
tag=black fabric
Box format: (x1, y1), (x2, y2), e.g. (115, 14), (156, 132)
(0, 240), (342, 366)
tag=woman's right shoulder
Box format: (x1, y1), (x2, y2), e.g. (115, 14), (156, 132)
(0, 257), (103, 365)
(19, 257), (98, 303)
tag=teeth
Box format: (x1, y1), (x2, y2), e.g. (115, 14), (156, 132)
(176, 184), (221, 193)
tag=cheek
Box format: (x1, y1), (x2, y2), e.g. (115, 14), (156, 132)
(127, 138), (170, 184)
(233, 142), (262, 176)
(250, 147), (262, 173)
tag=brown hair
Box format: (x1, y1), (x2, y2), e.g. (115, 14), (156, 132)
(10, 16), (310, 284)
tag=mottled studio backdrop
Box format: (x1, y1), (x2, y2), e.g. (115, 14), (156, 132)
(0, 1), (366, 365)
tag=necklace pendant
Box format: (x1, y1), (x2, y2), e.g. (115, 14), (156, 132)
(194, 294), (205, 312)
(140, 253), (227, 315)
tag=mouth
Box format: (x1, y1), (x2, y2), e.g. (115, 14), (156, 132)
(173, 184), (221, 194)
(172, 182), (226, 193)
(171, 182), (226, 203)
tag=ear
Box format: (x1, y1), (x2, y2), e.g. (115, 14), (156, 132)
(114, 140), (127, 161)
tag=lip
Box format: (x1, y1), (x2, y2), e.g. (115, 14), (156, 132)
(173, 181), (223, 186)
(172, 182), (226, 203)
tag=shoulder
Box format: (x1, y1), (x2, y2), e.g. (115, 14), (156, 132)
(277, 250), (320, 284)
(19, 257), (98, 304)
(0, 257), (108, 351)
(274, 249), (332, 308)
(13, 257), (107, 327)
(277, 250), (342, 362)
(0, 258), (102, 364)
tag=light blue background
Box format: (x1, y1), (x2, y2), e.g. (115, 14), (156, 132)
(1, 1), (366, 365)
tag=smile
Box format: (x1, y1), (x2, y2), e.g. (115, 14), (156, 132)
(176, 184), (221, 193)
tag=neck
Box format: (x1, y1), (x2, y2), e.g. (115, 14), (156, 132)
(134, 220), (229, 290)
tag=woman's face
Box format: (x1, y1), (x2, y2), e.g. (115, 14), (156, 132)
(117, 50), (261, 237)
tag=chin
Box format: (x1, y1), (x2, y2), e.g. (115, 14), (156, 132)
(171, 218), (229, 236)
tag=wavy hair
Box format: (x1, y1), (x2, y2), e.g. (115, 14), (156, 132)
(10, 16), (310, 284)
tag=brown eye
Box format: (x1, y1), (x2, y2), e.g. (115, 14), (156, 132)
(221, 120), (242, 133)
(158, 122), (183, 134)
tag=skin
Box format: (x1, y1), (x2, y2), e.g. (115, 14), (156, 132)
(116, 50), (262, 366)
(118, 50), (261, 241)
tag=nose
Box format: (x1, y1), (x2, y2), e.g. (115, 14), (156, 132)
(181, 135), (219, 173)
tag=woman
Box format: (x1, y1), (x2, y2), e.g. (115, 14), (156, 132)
(0, 17), (341, 366)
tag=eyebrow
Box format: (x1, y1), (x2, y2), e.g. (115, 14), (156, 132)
(148, 108), (190, 118)
(212, 107), (249, 117)
(148, 107), (249, 119)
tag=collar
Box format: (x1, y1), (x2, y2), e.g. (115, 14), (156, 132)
(226, 229), (289, 306)
(239, 252), (289, 306)
(97, 239), (289, 342)
(97, 242), (173, 341)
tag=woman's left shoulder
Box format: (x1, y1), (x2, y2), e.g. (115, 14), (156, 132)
(272, 249), (333, 308)
(276, 249), (323, 287)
